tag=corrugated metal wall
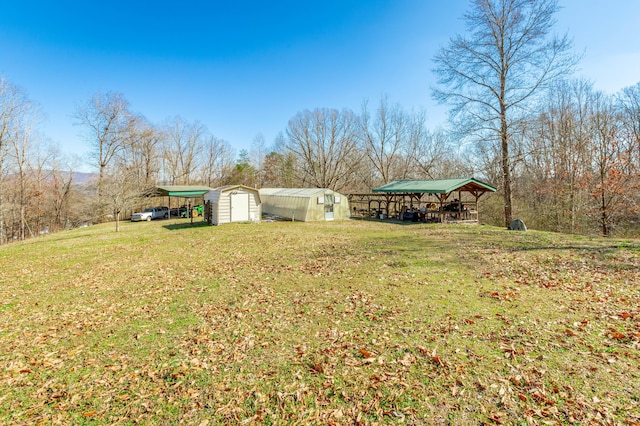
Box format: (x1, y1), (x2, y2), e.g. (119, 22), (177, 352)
(260, 188), (351, 221)
(205, 186), (261, 225)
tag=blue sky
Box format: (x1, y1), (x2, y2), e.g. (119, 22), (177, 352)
(1, 1), (639, 170)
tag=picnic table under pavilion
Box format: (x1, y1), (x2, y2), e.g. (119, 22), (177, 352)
(349, 177), (497, 223)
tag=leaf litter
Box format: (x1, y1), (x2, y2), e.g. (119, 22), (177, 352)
(0, 222), (638, 424)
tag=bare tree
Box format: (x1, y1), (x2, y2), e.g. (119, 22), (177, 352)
(617, 82), (640, 174)
(285, 108), (362, 192)
(412, 128), (470, 179)
(10, 108), (41, 240)
(74, 92), (136, 216)
(584, 91), (631, 236)
(117, 117), (161, 189)
(200, 135), (235, 187)
(521, 79), (593, 233)
(101, 165), (148, 232)
(251, 133), (267, 188)
(359, 96), (410, 184)
(0, 77), (21, 243)
(616, 82), (640, 222)
(161, 116), (205, 185)
(46, 146), (76, 231)
(0, 77), (41, 242)
(433, 0), (577, 227)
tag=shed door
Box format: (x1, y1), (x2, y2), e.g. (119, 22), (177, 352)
(231, 193), (250, 222)
(324, 194), (334, 220)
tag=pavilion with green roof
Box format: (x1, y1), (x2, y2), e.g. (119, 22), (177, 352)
(350, 177), (496, 223)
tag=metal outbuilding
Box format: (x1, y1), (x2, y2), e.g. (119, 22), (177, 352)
(204, 185), (261, 225)
(259, 188), (350, 222)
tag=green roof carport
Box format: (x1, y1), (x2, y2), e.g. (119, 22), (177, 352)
(154, 185), (213, 197)
(154, 186), (213, 223)
(370, 177), (497, 223)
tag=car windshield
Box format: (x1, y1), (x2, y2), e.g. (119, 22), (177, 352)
(143, 208), (154, 212)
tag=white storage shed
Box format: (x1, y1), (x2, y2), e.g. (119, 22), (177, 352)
(259, 188), (350, 222)
(204, 185), (261, 225)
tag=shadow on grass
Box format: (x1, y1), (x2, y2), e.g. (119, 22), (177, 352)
(509, 243), (640, 253)
(350, 217), (441, 226)
(163, 221), (210, 231)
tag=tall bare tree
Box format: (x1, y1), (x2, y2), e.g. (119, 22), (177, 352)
(101, 166), (147, 232)
(0, 77), (41, 242)
(585, 91), (630, 236)
(116, 117), (160, 190)
(251, 133), (267, 188)
(0, 77), (21, 243)
(359, 96), (410, 184)
(617, 82), (640, 174)
(74, 92), (135, 216)
(285, 108), (362, 192)
(412, 128), (469, 179)
(433, 0), (577, 227)
(616, 82), (640, 222)
(46, 146), (76, 231)
(161, 116), (205, 185)
(10, 115), (40, 240)
(0, 78), (14, 243)
(522, 79), (593, 233)
(199, 135), (235, 187)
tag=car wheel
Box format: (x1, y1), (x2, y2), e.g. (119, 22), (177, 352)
(146, 216), (151, 221)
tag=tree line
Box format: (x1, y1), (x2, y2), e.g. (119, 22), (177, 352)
(1, 0), (639, 242)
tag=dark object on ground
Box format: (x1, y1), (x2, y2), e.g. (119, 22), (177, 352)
(508, 218), (527, 231)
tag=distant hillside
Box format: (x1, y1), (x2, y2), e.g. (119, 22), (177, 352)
(71, 171), (97, 184)
(5, 170), (96, 185)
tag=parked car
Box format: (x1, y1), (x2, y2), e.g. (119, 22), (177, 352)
(131, 206), (169, 221)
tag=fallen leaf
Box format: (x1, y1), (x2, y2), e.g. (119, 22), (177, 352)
(359, 348), (374, 358)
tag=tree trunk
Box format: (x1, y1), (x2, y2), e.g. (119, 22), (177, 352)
(500, 105), (513, 228)
(0, 187), (4, 245)
(600, 190), (608, 237)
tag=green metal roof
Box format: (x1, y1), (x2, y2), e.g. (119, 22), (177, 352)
(155, 185), (213, 197)
(372, 178), (497, 194)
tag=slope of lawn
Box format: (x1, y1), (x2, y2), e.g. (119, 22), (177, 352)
(0, 218), (639, 424)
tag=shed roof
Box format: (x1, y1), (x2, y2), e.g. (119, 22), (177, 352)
(213, 184), (259, 193)
(372, 178), (497, 194)
(210, 185), (261, 202)
(155, 185), (213, 197)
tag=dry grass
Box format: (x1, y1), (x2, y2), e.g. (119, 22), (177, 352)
(0, 219), (639, 424)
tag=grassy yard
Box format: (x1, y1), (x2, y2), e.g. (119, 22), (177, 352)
(0, 219), (639, 425)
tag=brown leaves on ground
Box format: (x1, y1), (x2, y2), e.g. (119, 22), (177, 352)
(0, 222), (639, 424)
